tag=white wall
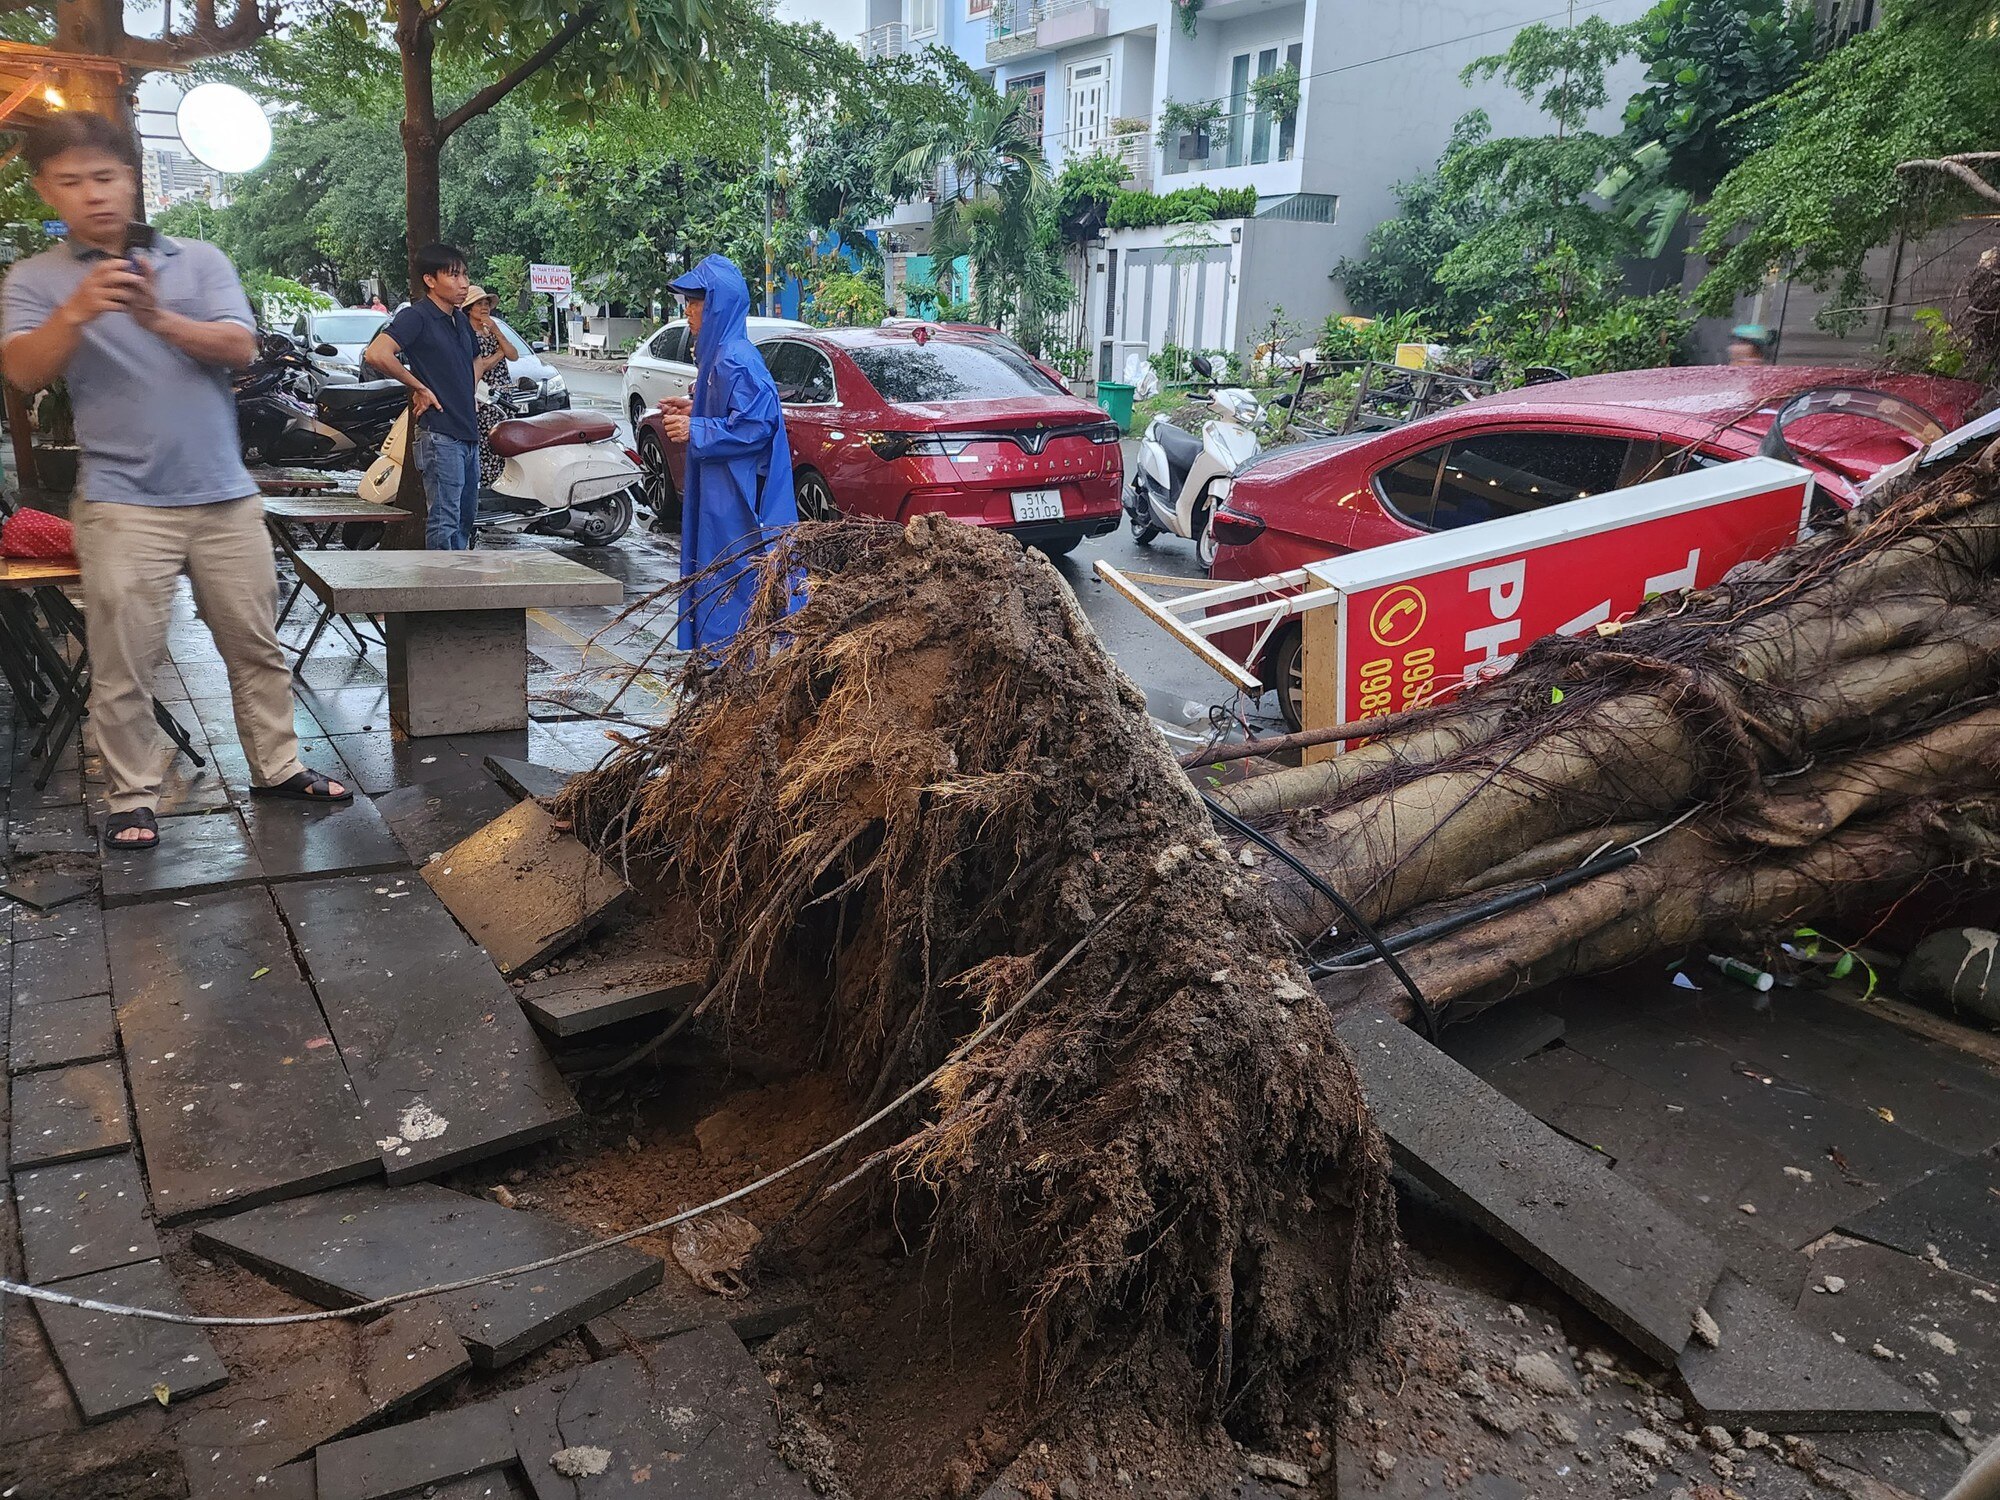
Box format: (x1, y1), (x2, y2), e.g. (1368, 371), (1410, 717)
(1305, 0), (1654, 286)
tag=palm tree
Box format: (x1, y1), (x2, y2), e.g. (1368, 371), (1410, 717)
(889, 91), (1053, 322)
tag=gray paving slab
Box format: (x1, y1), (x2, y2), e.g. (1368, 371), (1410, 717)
(8, 804), (97, 856)
(10, 992), (117, 1074)
(1557, 1016), (1955, 1201)
(423, 800), (631, 976)
(317, 1327), (808, 1500)
(1677, 1271), (1936, 1432)
(14, 1151), (159, 1283)
(1439, 1000), (1565, 1076)
(374, 772), (519, 866)
(99, 808), (267, 908)
(1793, 1240), (2000, 1435)
(1839, 1153), (2000, 1284)
(1492, 1045), (1891, 1252)
(10, 920), (111, 1005)
(10, 1058), (133, 1169)
(1659, 988), (2000, 1156)
(483, 756), (574, 804)
(1336, 1009), (1724, 1366)
(295, 549), (624, 613)
(0, 870), (92, 912)
(273, 876), (578, 1179)
(293, 683), (392, 736)
(10, 897), (101, 944)
(516, 955), (702, 1039)
(32, 1259), (228, 1422)
(324, 730), (485, 799)
(237, 790), (409, 884)
(430, 1471), (533, 1499)
(107, 888), (377, 1223)
(177, 1308), (469, 1498)
(192, 1182), (662, 1368)
(314, 1398), (517, 1500)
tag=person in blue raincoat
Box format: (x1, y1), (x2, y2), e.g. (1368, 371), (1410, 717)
(654, 254), (798, 651)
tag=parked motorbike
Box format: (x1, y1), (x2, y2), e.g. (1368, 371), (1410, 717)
(1126, 353), (1264, 569)
(352, 390), (640, 547)
(235, 331), (407, 469)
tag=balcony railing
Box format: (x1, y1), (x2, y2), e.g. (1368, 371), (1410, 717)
(1110, 125), (1151, 191)
(863, 20), (909, 60)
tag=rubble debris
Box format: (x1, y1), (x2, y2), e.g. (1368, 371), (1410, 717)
(549, 1445), (613, 1478)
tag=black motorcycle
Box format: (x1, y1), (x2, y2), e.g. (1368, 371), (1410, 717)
(235, 331), (408, 470)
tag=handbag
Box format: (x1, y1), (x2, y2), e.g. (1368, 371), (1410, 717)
(0, 506), (76, 560)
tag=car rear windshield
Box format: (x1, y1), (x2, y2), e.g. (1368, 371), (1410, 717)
(848, 341), (1058, 403)
(314, 312), (388, 343)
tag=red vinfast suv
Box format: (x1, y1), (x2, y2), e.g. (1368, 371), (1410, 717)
(636, 325), (1122, 556)
(1205, 365), (1983, 727)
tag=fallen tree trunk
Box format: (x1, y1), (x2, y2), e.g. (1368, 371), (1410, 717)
(1241, 445), (2000, 1019)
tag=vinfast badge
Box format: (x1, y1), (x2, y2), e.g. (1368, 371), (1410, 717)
(1300, 456), (1814, 742)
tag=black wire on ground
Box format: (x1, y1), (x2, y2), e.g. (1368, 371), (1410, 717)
(1199, 791), (1445, 1041)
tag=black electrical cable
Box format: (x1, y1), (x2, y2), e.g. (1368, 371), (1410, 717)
(1199, 791), (1444, 1041)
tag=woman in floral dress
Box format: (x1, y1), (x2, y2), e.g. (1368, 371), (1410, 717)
(466, 286), (521, 487)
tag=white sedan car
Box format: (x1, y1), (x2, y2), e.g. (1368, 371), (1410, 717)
(622, 314), (810, 425)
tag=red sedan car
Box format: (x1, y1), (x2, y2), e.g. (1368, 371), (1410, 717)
(1207, 365), (1983, 727)
(635, 325), (1123, 556)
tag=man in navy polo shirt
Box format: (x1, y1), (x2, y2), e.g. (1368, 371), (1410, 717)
(363, 244), (480, 549)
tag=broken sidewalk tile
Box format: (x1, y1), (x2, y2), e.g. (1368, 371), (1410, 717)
(235, 790), (409, 885)
(10, 896), (102, 945)
(177, 1308), (469, 1499)
(1838, 1154), (2000, 1285)
(319, 1326), (811, 1499)
(482, 755), (573, 804)
(1436, 999), (1565, 1076)
(515, 955), (703, 1039)
(14, 1152), (160, 1284)
(31, 1259), (228, 1423)
(272, 876), (579, 1181)
(7, 805), (98, 858)
(98, 808), (267, 908)
(9, 1058), (134, 1170)
(11, 920), (112, 1006)
(107, 889), (379, 1223)
(422, 799), (631, 975)
(1678, 1271), (1936, 1432)
(1335, 1009), (1724, 1365)
(10, 992), (118, 1075)
(1792, 1239), (2000, 1436)
(0, 869), (93, 912)
(191, 1181), (661, 1369)
(579, 1280), (808, 1360)
(373, 773), (518, 866)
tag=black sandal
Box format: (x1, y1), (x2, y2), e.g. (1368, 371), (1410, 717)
(103, 808), (160, 851)
(250, 769), (354, 804)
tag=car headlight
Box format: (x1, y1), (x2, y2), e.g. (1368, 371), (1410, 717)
(544, 375), (566, 395)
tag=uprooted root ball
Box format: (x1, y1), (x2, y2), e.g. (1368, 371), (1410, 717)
(557, 516), (1398, 1431)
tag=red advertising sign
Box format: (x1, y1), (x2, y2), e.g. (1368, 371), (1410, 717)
(1303, 457), (1813, 735)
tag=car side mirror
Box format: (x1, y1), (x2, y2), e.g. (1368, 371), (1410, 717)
(314, 342), (339, 357)
(531, 341), (549, 353)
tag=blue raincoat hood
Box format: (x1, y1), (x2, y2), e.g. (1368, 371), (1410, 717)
(666, 254), (798, 651)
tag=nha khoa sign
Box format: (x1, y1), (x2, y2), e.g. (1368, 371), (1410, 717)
(529, 263), (573, 295)
(1297, 455), (1814, 760)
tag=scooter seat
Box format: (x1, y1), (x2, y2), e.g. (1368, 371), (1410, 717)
(489, 411), (617, 458)
(1155, 420), (1203, 473)
(317, 379), (405, 409)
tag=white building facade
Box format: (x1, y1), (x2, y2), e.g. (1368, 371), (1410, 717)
(863, 0), (1651, 374)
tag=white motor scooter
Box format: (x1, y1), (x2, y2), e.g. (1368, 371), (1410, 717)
(358, 398), (643, 546)
(1125, 353), (1264, 570)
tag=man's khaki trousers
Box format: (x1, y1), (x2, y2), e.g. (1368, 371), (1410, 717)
(70, 493), (306, 813)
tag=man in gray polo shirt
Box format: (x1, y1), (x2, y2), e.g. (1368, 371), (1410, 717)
(1, 112), (349, 851)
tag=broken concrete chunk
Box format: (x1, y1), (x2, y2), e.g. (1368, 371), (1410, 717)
(1242, 1453), (1308, 1487)
(1622, 1429), (1672, 1461)
(1510, 1351), (1578, 1397)
(549, 1445), (612, 1478)
(1692, 1307), (1722, 1348)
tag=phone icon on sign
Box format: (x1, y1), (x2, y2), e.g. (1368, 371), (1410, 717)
(1369, 585), (1427, 647)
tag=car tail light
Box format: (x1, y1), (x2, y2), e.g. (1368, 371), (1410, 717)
(1208, 502), (1266, 550)
(866, 431), (971, 460)
(1084, 421), (1121, 445)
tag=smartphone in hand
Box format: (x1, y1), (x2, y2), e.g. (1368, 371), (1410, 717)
(121, 222), (155, 272)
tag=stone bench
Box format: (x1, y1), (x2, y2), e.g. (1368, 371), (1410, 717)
(569, 332), (610, 358)
(290, 550), (622, 736)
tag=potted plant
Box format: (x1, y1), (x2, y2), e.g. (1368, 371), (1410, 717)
(32, 380), (77, 495)
(1158, 99), (1227, 163)
(1173, 0), (1202, 36)
(1250, 64), (1300, 123)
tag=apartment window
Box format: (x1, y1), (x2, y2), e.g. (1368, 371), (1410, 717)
(1277, 41), (1303, 162)
(1225, 42), (1304, 167)
(968, 0), (992, 12)
(1225, 52), (1251, 169)
(909, 0), (938, 36)
(1007, 73), (1046, 151)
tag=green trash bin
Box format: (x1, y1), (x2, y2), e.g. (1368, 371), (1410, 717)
(1096, 380), (1136, 432)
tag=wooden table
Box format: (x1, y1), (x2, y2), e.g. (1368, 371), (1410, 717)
(0, 557), (203, 790)
(263, 494), (408, 670)
(289, 550), (622, 736)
